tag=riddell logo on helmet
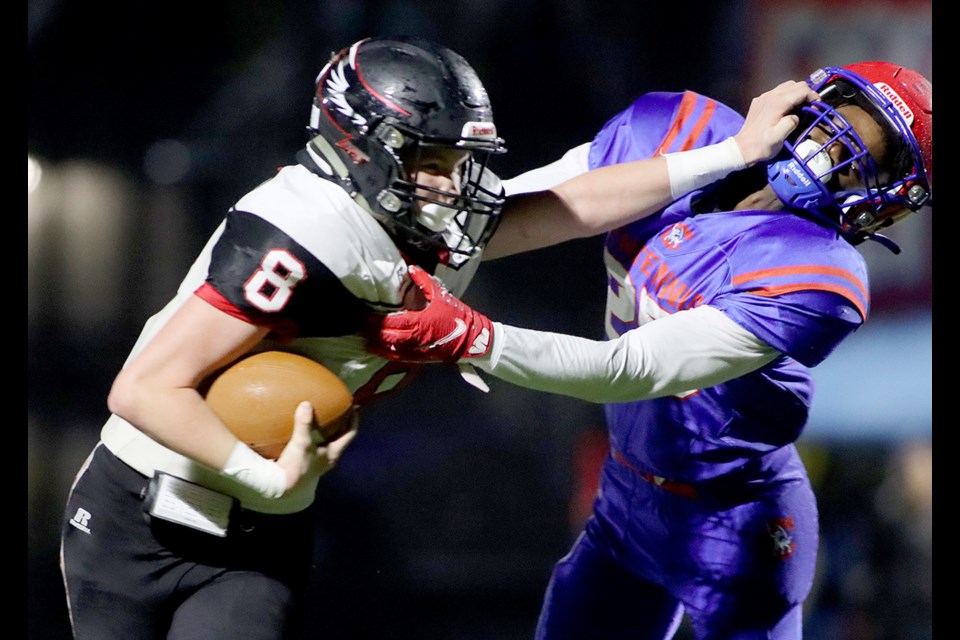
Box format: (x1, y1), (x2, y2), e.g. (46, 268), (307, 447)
(462, 122), (497, 138)
(875, 82), (915, 126)
(786, 161), (813, 189)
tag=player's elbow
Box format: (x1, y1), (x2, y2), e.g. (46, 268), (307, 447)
(106, 368), (148, 421)
(106, 371), (131, 417)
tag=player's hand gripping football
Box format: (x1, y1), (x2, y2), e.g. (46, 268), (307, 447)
(732, 79), (820, 166)
(367, 265), (494, 363)
(276, 401), (358, 489)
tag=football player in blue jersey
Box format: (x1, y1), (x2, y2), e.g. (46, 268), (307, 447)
(59, 34), (812, 639)
(369, 61), (932, 639)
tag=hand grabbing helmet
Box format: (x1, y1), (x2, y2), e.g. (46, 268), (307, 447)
(305, 36), (507, 268)
(766, 61), (932, 252)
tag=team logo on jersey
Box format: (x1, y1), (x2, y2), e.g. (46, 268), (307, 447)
(661, 223), (693, 249)
(767, 516), (797, 559)
(69, 507), (92, 534)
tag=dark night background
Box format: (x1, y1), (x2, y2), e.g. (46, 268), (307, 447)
(28, 1), (932, 638)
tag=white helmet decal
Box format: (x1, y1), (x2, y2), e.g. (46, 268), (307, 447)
(875, 81), (915, 128)
(326, 58), (366, 129)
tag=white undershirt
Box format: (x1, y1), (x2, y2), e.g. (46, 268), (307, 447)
(501, 143), (592, 195)
(472, 305), (780, 403)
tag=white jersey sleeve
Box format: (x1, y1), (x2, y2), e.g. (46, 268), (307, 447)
(233, 164), (409, 307)
(101, 163), (467, 514)
(474, 304), (780, 403)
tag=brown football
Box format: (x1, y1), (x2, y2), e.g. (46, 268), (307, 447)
(203, 351), (354, 460)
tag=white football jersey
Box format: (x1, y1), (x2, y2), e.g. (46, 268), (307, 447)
(101, 162), (484, 513)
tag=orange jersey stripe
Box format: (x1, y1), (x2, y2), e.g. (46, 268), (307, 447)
(654, 92), (719, 155)
(732, 265), (868, 300)
(655, 91), (698, 155)
(743, 282), (868, 319)
(679, 98), (717, 151)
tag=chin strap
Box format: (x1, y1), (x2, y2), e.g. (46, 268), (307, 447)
(863, 232), (902, 255)
(297, 143), (385, 223)
(297, 146), (343, 185)
(785, 204), (903, 255)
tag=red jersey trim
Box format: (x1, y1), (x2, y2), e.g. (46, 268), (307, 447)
(732, 264), (868, 311)
(194, 283), (299, 342)
(655, 91), (698, 155)
(655, 92), (718, 155)
(195, 283), (253, 322)
(680, 98), (716, 151)
(741, 282), (868, 319)
(732, 265), (867, 297)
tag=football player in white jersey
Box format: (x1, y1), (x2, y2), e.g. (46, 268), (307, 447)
(60, 34), (814, 639)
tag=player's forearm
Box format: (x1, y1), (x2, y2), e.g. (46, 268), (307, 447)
(486, 142), (745, 261)
(107, 378), (239, 469)
(485, 158), (674, 260)
(473, 306), (780, 403)
(550, 158), (676, 233)
(105, 294), (292, 497)
(486, 190), (608, 259)
(108, 378), (289, 497)
(108, 293), (272, 464)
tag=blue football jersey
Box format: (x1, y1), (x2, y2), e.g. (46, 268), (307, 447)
(591, 91), (867, 482)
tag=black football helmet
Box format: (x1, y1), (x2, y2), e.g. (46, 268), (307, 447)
(305, 36), (507, 268)
(767, 61), (932, 253)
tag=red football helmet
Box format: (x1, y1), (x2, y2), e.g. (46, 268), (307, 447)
(767, 61), (932, 251)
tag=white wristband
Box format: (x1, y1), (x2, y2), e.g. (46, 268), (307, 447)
(222, 441), (287, 499)
(665, 137), (746, 200)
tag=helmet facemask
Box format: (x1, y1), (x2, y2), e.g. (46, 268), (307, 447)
(374, 121), (506, 269)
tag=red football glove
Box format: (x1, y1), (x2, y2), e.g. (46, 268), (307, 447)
(367, 265), (494, 363)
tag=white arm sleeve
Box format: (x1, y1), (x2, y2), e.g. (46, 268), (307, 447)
(501, 143), (592, 196)
(473, 305), (780, 403)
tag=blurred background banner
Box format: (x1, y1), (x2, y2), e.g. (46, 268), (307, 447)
(28, 2), (931, 639)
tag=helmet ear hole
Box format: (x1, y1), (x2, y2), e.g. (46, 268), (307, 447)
(377, 191), (404, 213)
(375, 123), (405, 149)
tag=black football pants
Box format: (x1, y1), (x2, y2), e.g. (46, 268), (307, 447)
(60, 444), (314, 640)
